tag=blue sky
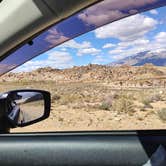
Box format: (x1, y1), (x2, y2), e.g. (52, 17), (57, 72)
(9, 2), (166, 72)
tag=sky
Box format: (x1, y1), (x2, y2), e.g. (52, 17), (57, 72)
(10, 1), (166, 72)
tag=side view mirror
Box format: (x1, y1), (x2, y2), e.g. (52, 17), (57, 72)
(4, 89), (51, 128)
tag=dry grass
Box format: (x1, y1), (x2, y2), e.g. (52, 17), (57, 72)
(0, 80), (165, 132)
(158, 108), (166, 121)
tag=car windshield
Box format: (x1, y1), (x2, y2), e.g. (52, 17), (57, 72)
(0, 0), (166, 75)
(0, 0), (166, 132)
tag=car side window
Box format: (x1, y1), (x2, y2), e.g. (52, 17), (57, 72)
(1, 5), (166, 132)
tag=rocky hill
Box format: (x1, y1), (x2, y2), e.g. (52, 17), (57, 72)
(1, 64), (166, 88)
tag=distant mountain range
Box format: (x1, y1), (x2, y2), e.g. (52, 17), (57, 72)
(109, 50), (166, 66)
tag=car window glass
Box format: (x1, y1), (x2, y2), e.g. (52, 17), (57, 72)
(0, 0), (165, 75)
(1, 5), (166, 132)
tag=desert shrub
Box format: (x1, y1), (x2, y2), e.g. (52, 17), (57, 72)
(104, 95), (113, 106)
(112, 95), (135, 115)
(158, 108), (166, 121)
(142, 98), (151, 105)
(150, 94), (162, 102)
(99, 102), (111, 111)
(99, 95), (113, 111)
(52, 94), (61, 101)
(112, 93), (119, 99)
(144, 103), (153, 109)
(58, 117), (64, 122)
(60, 93), (83, 105)
(140, 108), (148, 112)
(142, 98), (153, 109)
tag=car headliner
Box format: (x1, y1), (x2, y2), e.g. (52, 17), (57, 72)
(0, 0), (166, 75)
(0, 0), (100, 60)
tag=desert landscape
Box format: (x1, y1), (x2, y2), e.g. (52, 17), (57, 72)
(0, 63), (166, 132)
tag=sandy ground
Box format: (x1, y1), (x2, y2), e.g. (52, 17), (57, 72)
(12, 111), (166, 132)
(0, 81), (165, 133)
(12, 100), (166, 133)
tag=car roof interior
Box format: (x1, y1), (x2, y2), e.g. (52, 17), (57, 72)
(0, 0), (100, 59)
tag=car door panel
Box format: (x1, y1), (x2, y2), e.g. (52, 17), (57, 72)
(0, 131), (166, 166)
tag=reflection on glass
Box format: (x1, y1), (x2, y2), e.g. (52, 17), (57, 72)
(14, 92), (44, 124)
(0, 0), (166, 75)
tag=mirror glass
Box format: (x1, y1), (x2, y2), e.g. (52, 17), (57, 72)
(11, 91), (44, 125)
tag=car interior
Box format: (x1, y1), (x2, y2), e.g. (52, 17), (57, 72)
(0, 0), (166, 165)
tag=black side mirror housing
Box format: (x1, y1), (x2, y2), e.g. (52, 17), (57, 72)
(0, 89), (51, 128)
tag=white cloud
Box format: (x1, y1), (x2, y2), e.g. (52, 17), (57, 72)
(48, 51), (73, 63)
(149, 32), (166, 52)
(118, 38), (149, 48)
(109, 49), (124, 55)
(61, 40), (91, 49)
(155, 32), (166, 43)
(45, 28), (69, 47)
(92, 55), (109, 64)
(78, 48), (101, 56)
(60, 48), (67, 51)
(61, 39), (100, 56)
(109, 31), (166, 60)
(110, 46), (148, 60)
(103, 43), (115, 49)
(95, 14), (157, 41)
(78, 9), (126, 27)
(15, 51), (73, 72)
(78, 0), (157, 26)
(149, 9), (158, 15)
